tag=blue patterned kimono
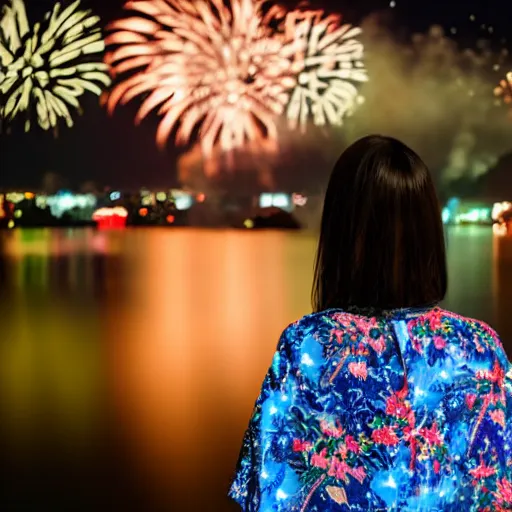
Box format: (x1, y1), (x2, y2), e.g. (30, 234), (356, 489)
(229, 307), (512, 511)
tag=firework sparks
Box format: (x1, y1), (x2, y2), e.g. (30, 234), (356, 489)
(494, 71), (512, 110)
(0, 0), (110, 132)
(105, 0), (299, 156)
(279, 9), (368, 131)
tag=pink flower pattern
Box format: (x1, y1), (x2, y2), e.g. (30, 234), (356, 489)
(230, 307), (511, 511)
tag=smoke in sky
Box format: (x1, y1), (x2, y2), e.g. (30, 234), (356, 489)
(347, 14), (512, 184)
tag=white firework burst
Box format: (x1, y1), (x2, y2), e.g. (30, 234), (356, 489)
(104, 0), (300, 156)
(280, 9), (367, 130)
(0, 0), (110, 132)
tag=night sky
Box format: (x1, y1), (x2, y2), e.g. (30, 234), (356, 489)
(1, 0), (511, 190)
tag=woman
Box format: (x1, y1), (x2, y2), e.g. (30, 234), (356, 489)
(229, 135), (512, 511)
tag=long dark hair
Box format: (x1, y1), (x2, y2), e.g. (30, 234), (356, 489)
(312, 135), (447, 313)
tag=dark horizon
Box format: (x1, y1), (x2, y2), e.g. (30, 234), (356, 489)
(1, 0), (512, 190)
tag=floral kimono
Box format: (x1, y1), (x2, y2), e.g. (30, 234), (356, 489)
(229, 307), (512, 511)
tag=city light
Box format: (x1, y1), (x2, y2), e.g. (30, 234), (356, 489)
(43, 193), (97, 218)
(5, 192), (24, 203)
(492, 201), (512, 221)
(174, 193), (193, 211)
(292, 193), (308, 207)
(92, 207), (128, 229)
(259, 193), (292, 211)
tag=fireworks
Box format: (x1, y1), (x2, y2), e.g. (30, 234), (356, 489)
(278, 9), (368, 131)
(105, 0), (367, 155)
(0, 0), (110, 132)
(105, 0), (299, 156)
(494, 71), (512, 108)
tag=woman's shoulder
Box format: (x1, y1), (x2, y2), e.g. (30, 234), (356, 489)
(285, 308), (372, 332)
(434, 307), (498, 333)
(283, 307), (507, 359)
(282, 309), (389, 347)
(434, 308), (503, 347)
(430, 308), (510, 366)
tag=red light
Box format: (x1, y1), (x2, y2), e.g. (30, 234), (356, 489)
(139, 208), (148, 217)
(92, 207), (128, 229)
(196, 193), (206, 203)
(96, 216), (127, 229)
(166, 215), (175, 224)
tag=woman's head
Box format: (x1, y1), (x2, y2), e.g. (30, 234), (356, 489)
(312, 134), (447, 312)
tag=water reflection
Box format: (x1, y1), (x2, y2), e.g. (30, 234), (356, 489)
(444, 226), (496, 321)
(106, 230), (300, 509)
(494, 231), (512, 343)
(0, 227), (511, 511)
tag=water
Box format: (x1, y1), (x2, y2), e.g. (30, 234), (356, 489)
(0, 227), (511, 511)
